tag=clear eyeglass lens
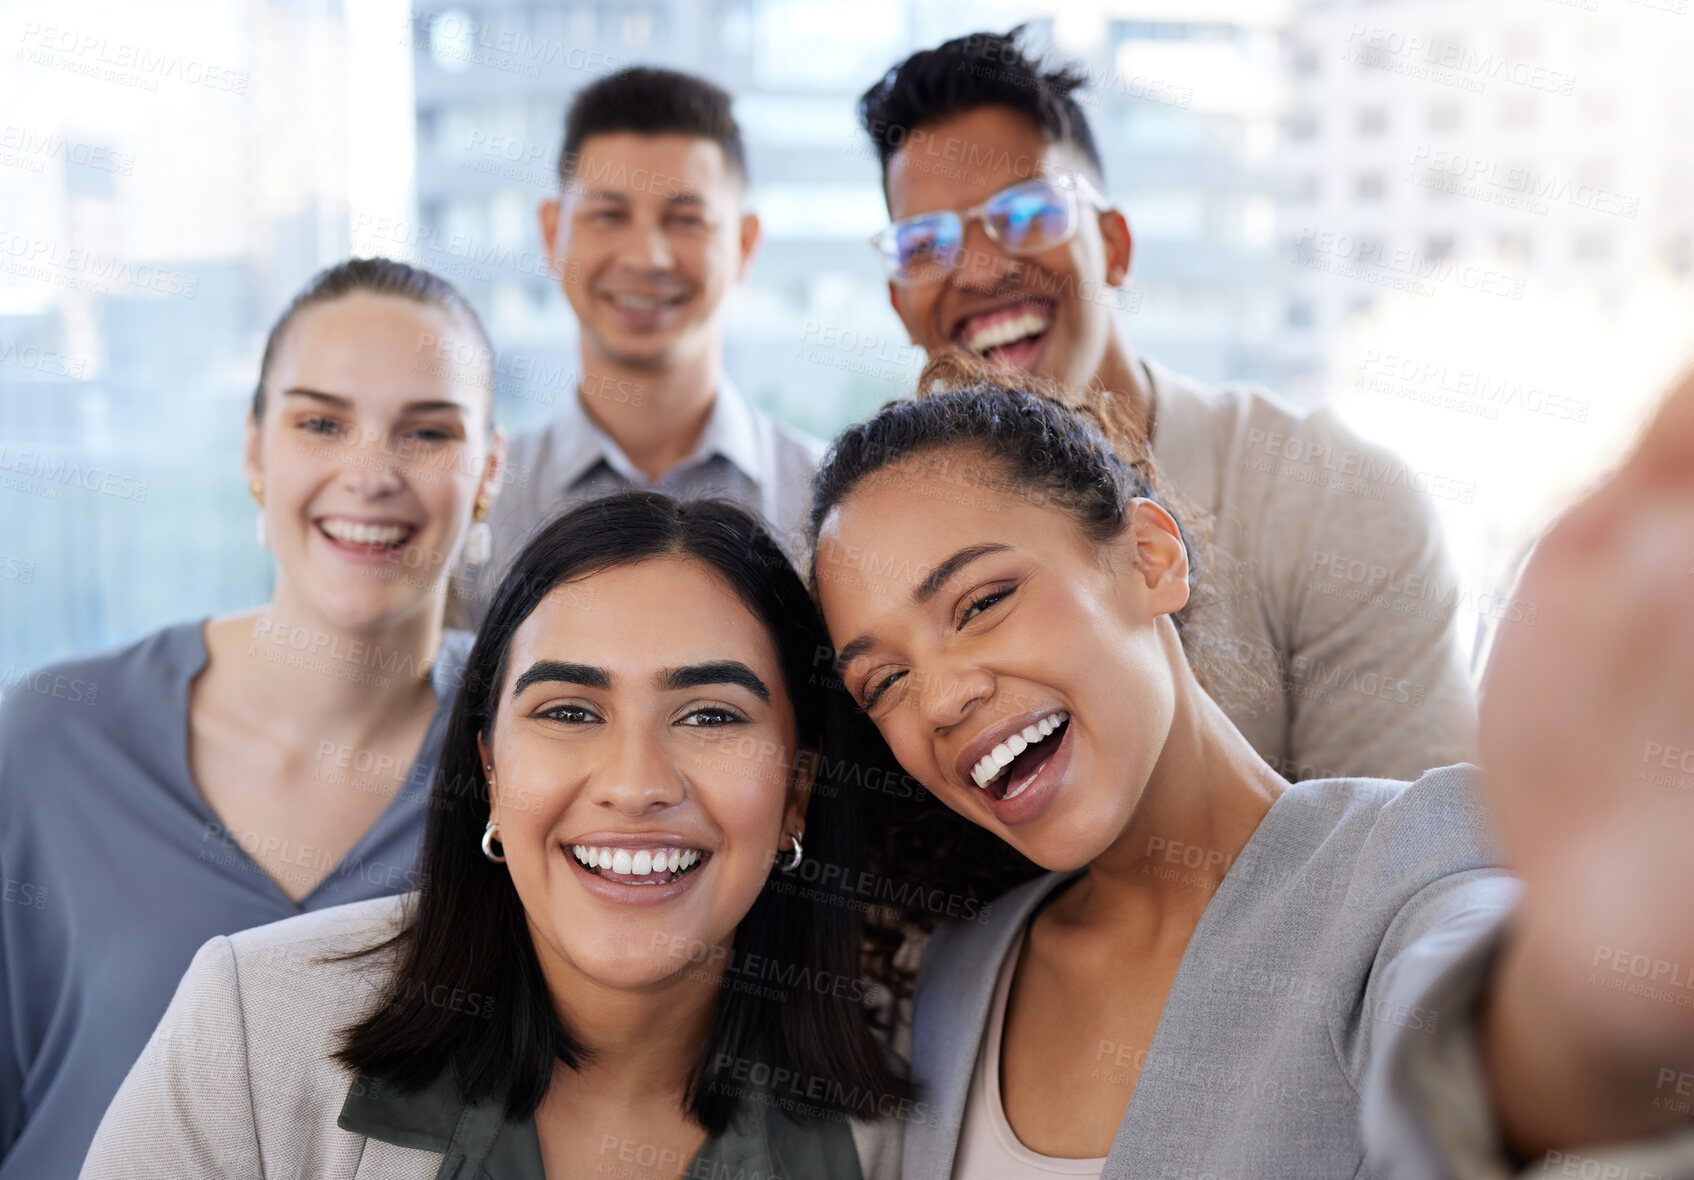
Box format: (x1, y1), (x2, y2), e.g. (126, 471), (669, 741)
(894, 213), (962, 283)
(987, 181), (1073, 253)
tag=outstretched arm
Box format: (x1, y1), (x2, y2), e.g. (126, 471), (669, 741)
(1475, 370), (1694, 1158)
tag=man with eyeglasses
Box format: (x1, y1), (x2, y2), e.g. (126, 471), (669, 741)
(859, 28), (1477, 785)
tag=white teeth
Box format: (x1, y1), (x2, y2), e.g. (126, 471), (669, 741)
(570, 844), (704, 880)
(969, 711), (1069, 791)
(320, 519), (410, 546)
(962, 308), (1052, 355)
(606, 292), (678, 310)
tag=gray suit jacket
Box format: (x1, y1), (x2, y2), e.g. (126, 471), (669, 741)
(902, 768), (1694, 1179)
(77, 896), (902, 1179)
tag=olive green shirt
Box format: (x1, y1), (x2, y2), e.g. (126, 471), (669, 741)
(337, 1067), (866, 1180)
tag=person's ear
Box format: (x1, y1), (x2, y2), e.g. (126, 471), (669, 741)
(1114, 498), (1190, 617)
(243, 406), (263, 486)
(1099, 208), (1133, 287)
(477, 730), (498, 819)
(781, 746), (820, 843)
(476, 424), (508, 515)
(538, 198), (564, 282)
(735, 210), (761, 281)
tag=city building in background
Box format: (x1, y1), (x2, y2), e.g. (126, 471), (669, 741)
(4, 0), (1692, 674)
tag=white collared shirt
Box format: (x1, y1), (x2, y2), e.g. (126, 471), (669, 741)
(448, 377), (825, 630)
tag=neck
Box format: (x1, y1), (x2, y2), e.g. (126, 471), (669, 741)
(580, 336), (720, 482)
(228, 581), (443, 749)
(1059, 627), (1286, 943)
(1091, 331), (1156, 442)
(541, 942), (724, 1107)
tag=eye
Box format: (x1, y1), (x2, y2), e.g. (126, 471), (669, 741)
(958, 584), (1015, 627)
(678, 704), (748, 727)
(860, 669), (907, 712)
(533, 703), (600, 725)
(299, 415), (343, 437)
(588, 208), (623, 223)
(668, 213), (706, 229)
(406, 426), (456, 444)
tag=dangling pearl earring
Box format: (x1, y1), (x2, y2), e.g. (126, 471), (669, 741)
(463, 492), (493, 568)
(250, 479), (268, 549)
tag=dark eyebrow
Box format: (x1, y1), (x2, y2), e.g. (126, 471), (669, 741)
(833, 544), (1013, 676)
(660, 661), (770, 703)
(835, 636), (876, 670)
(280, 388), (469, 416)
(915, 544), (1012, 604)
(281, 387), (352, 408)
(512, 661), (610, 695)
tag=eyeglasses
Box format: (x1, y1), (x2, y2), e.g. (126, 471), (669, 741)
(869, 173), (1108, 287)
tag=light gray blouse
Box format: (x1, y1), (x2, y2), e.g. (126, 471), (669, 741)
(905, 765), (1694, 1178)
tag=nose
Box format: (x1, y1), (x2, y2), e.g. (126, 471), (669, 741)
(338, 434), (405, 499)
(951, 213), (1020, 294)
(624, 211), (675, 272)
(587, 720), (686, 816)
(915, 658), (995, 734)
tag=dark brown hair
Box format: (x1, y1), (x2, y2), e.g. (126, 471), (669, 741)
(559, 67), (746, 185)
(252, 257), (494, 422)
(335, 492), (907, 1134)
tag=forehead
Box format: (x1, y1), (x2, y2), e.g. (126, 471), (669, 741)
(505, 556), (784, 688)
(271, 294), (481, 413)
(814, 449), (1065, 616)
(568, 132), (738, 202)
(885, 105), (1059, 218)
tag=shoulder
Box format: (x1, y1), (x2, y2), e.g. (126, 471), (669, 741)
(0, 619), (202, 750)
(429, 629), (474, 700)
(1249, 767), (1503, 913)
(918, 872), (1068, 990)
(219, 894), (411, 1008)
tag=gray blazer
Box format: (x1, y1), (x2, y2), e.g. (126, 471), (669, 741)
(902, 768), (1694, 1179)
(77, 896), (902, 1179)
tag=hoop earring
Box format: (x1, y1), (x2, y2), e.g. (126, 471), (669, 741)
(775, 831), (803, 873)
(481, 820), (506, 863)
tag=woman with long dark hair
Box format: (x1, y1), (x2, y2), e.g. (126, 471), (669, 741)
(805, 352), (1694, 1177)
(80, 492), (909, 1179)
(0, 258), (502, 1180)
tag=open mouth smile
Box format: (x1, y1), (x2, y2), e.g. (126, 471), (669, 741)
(571, 843), (709, 886)
(968, 710), (1070, 801)
(952, 299), (1056, 369)
(315, 517), (419, 556)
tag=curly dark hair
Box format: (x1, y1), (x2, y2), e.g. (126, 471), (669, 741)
(806, 350), (1225, 1001)
(858, 25), (1104, 188)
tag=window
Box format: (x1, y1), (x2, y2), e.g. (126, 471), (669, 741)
(1358, 106), (1388, 136)
(1286, 113), (1319, 141)
(1286, 300), (1313, 328)
(1430, 102), (1462, 131)
(1572, 231), (1612, 261)
(1357, 172), (1386, 200)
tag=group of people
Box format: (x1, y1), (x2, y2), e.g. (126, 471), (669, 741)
(2, 26), (1690, 1180)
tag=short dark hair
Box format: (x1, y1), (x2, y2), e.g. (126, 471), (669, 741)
(558, 66), (747, 186)
(858, 25), (1103, 190)
(252, 257), (494, 422)
(335, 492), (907, 1135)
